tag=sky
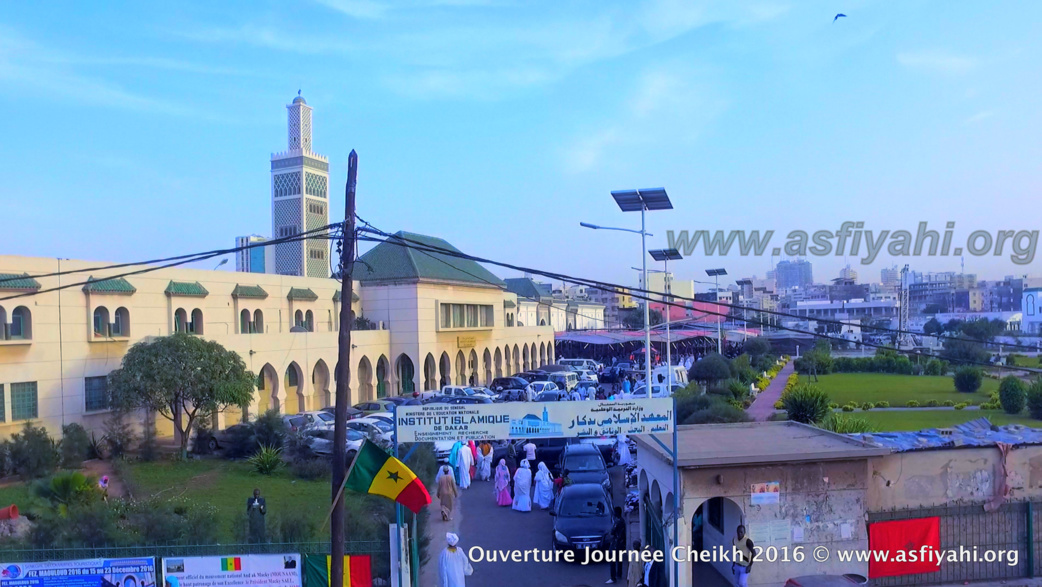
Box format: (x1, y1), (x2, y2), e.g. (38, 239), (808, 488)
(2, 0), (1040, 291)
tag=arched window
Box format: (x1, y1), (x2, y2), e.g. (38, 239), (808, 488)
(112, 307), (130, 337)
(287, 367), (299, 387)
(240, 309), (251, 334)
(305, 310), (314, 332)
(1028, 295), (1037, 317)
(294, 310), (304, 329)
(253, 310), (264, 333)
(93, 307), (110, 336)
(10, 306), (31, 340)
(174, 308), (188, 333)
(191, 309), (204, 335)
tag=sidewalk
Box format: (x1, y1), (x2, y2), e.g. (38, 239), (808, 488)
(746, 362), (794, 422)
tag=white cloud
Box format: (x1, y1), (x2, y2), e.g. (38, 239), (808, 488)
(897, 50), (979, 74)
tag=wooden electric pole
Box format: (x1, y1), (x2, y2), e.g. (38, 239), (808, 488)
(331, 149), (358, 587)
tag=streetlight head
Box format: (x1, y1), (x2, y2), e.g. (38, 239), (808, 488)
(610, 188), (672, 212)
(579, 222), (600, 230)
(706, 268), (727, 277)
(649, 248), (682, 262)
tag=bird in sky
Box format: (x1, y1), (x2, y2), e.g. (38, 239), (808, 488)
(834, 13), (847, 22)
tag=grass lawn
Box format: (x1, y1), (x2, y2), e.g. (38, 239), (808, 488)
(856, 409), (1039, 431)
(122, 459), (331, 542)
(0, 483), (31, 512)
(810, 373), (1000, 406)
(1010, 356), (1042, 368)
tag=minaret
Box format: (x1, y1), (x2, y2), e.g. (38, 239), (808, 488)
(271, 91), (330, 277)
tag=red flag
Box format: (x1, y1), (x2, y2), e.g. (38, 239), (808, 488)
(868, 517), (941, 578)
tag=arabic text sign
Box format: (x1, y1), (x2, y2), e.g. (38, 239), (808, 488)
(395, 399), (675, 442)
(162, 554), (301, 587)
(0, 557), (155, 587)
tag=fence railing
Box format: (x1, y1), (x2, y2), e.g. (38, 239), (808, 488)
(868, 502), (1034, 587)
(0, 541), (388, 564)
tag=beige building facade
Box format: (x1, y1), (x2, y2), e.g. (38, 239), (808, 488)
(0, 231), (553, 438)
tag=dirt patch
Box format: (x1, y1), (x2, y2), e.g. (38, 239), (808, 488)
(81, 460), (126, 498)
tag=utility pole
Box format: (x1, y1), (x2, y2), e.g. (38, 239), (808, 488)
(331, 149), (358, 587)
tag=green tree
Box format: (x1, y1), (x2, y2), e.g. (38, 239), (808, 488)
(621, 308), (664, 329)
(743, 337), (771, 359)
(795, 340), (833, 382)
(953, 367), (982, 393)
(922, 318), (943, 336)
(998, 376), (1027, 415)
(688, 353), (732, 391)
(942, 339), (989, 365)
(782, 383), (832, 424)
(108, 333), (255, 456)
(1026, 380), (1042, 420)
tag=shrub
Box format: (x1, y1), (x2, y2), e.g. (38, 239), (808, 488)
(841, 404), (855, 412)
(924, 399), (941, 408)
(103, 412), (135, 460)
(191, 425), (215, 456)
(999, 376), (1027, 415)
(906, 400), (920, 407)
(954, 403), (967, 410)
(284, 429), (316, 463)
(781, 384), (832, 424)
(292, 458), (329, 480)
(30, 471), (101, 514)
(8, 422), (60, 480)
(818, 414), (875, 434)
(828, 402), (840, 409)
(953, 367), (983, 393)
(87, 432), (105, 461)
(875, 401), (890, 408)
(60, 423), (91, 469)
(1026, 381), (1042, 420)
(727, 379), (750, 401)
(253, 410), (286, 450)
(861, 402), (874, 411)
(924, 359), (945, 376)
(248, 445), (283, 475)
(273, 505), (318, 543)
(942, 400), (956, 407)
(219, 423), (258, 459)
(980, 401), (1000, 410)
(773, 400), (784, 410)
(682, 401), (751, 425)
(139, 413), (159, 462)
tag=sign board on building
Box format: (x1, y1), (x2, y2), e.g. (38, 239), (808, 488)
(456, 336), (476, 349)
(0, 557), (155, 587)
(395, 399), (674, 442)
(750, 481), (780, 505)
(162, 554), (302, 586)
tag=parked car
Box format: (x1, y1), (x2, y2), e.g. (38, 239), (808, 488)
(354, 399), (399, 414)
(549, 372), (579, 392)
(300, 410), (336, 430)
(524, 381), (559, 400)
(575, 369), (599, 383)
(558, 358), (602, 372)
(303, 427), (367, 460)
(490, 377), (529, 393)
(367, 412), (395, 427)
(514, 438), (614, 474)
(626, 383), (685, 399)
(320, 406), (365, 420)
(520, 371), (551, 383)
(433, 396), (494, 405)
(282, 415), (308, 434)
(346, 417), (395, 443)
(208, 423), (252, 451)
(437, 386), (494, 400)
(410, 389), (437, 402)
(558, 444), (611, 493)
(383, 396), (410, 406)
(551, 483), (617, 551)
(534, 390), (566, 402)
(467, 386), (497, 399)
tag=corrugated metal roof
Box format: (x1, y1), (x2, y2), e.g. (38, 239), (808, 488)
(164, 280), (209, 297)
(287, 287), (319, 301)
(357, 231), (506, 288)
(0, 273), (41, 291)
(848, 417), (1042, 452)
(82, 276), (136, 294)
(232, 285), (269, 299)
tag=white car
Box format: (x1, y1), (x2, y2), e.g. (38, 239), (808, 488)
(626, 383), (685, 399)
(368, 412), (395, 426)
(347, 417), (395, 444)
(303, 427), (367, 460)
(299, 410), (336, 430)
(524, 381), (558, 400)
(576, 369), (599, 384)
(466, 386), (497, 400)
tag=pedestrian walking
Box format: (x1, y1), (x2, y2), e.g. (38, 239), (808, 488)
(627, 541), (643, 587)
(478, 441), (493, 481)
(732, 524), (755, 587)
(533, 462), (554, 509)
(494, 459), (513, 507)
(512, 459), (533, 512)
(468, 440), (478, 480)
(615, 434), (632, 467)
(439, 533), (474, 587)
(456, 442), (473, 490)
(436, 465), (459, 521)
(606, 506), (626, 584)
(523, 440), (537, 463)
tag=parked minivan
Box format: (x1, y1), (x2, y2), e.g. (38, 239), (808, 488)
(549, 371), (579, 391)
(559, 358), (600, 371)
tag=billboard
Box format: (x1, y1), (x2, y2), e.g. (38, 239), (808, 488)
(161, 554), (301, 587)
(394, 398), (674, 442)
(0, 557), (155, 587)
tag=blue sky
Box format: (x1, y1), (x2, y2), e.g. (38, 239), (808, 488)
(2, 0), (1040, 289)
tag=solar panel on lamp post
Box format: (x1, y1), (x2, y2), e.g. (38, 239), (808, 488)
(706, 268), (727, 354)
(649, 248), (682, 392)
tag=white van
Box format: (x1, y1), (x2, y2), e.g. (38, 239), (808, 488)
(549, 371), (579, 392)
(559, 358), (600, 371)
(650, 365), (688, 387)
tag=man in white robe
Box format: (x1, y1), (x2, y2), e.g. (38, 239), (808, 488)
(457, 442), (473, 490)
(512, 459), (533, 512)
(439, 532), (473, 587)
(616, 434), (633, 467)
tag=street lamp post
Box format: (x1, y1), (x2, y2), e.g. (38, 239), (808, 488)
(650, 248), (683, 391)
(580, 188), (672, 398)
(706, 268), (727, 354)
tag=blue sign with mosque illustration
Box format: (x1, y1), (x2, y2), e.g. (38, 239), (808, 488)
(510, 406), (564, 437)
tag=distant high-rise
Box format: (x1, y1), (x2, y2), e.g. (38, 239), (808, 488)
(880, 265), (900, 289)
(235, 235), (270, 273)
(775, 259), (813, 290)
(271, 92), (330, 277)
(839, 264), (858, 283)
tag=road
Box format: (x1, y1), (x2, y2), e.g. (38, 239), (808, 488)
(423, 465), (630, 587)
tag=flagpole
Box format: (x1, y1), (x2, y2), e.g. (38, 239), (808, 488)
(393, 411), (405, 587)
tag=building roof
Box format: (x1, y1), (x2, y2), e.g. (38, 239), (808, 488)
(504, 278), (548, 302)
(82, 276), (136, 295)
(0, 273), (41, 291)
(332, 290), (360, 303)
(357, 231), (505, 288)
(634, 421), (889, 468)
(287, 287), (319, 301)
(164, 281), (209, 298)
(847, 417), (1042, 452)
(504, 300), (516, 308)
(232, 285), (269, 299)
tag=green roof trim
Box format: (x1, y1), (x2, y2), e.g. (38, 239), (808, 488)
(332, 290), (360, 303)
(504, 278), (547, 302)
(82, 276), (136, 295)
(0, 273), (41, 291)
(231, 285), (269, 299)
(504, 300), (516, 308)
(287, 287), (319, 301)
(164, 280), (209, 298)
(357, 231), (506, 288)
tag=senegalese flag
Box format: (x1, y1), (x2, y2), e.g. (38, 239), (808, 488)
(302, 554), (372, 587)
(220, 557), (242, 571)
(344, 440), (431, 514)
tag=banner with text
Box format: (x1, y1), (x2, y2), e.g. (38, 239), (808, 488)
(395, 399), (674, 442)
(162, 554), (302, 587)
(0, 557), (155, 587)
